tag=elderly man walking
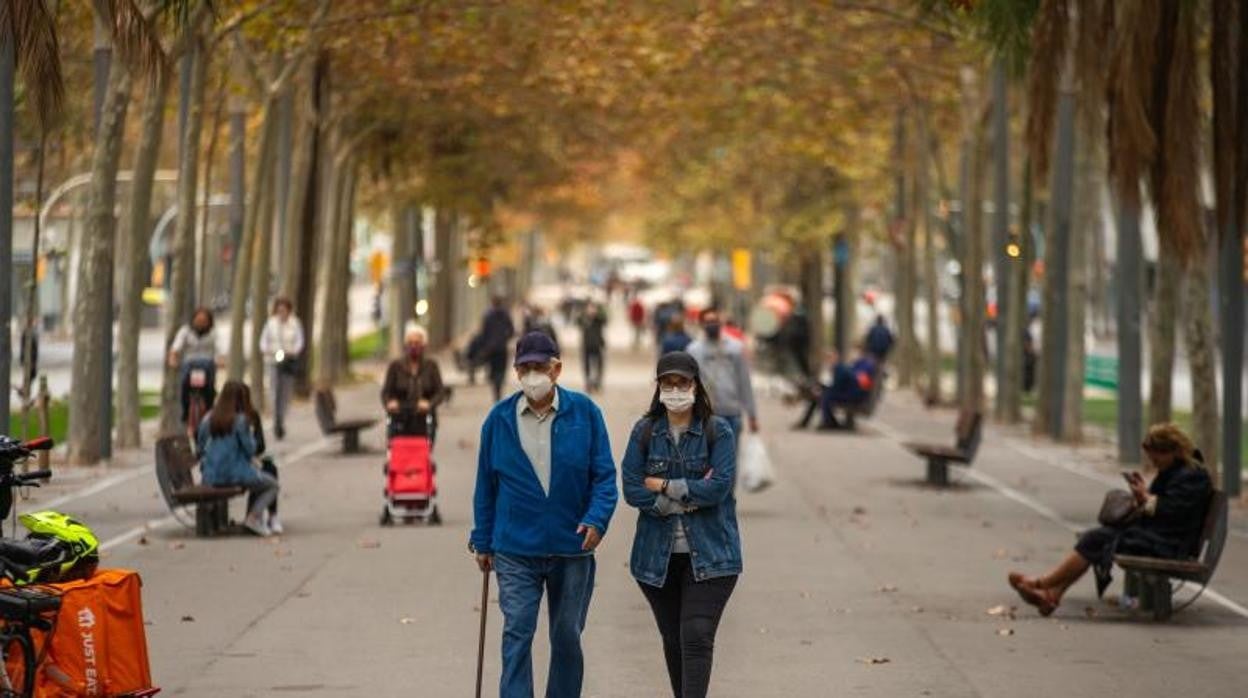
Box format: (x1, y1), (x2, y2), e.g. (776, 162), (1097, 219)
(470, 331), (618, 698)
(686, 308), (759, 447)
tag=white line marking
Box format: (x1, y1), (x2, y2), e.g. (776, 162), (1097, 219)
(873, 417), (1248, 620)
(42, 467), (149, 511)
(97, 438), (333, 551)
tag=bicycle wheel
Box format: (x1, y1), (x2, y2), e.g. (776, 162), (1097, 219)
(0, 630), (36, 698)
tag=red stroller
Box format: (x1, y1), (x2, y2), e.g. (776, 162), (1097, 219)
(380, 411), (442, 526)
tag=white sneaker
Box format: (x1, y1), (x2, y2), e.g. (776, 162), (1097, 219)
(244, 514), (271, 537)
(267, 515), (284, 536)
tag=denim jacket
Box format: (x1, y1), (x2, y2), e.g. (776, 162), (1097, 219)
(622, 414), (743, 587)
(197, 414), (262, 487)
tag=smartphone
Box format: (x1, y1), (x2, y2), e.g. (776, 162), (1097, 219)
(1122, 471), (1140, 485)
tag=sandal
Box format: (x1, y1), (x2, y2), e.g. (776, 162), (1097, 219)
(1009, 574), (1058, 616)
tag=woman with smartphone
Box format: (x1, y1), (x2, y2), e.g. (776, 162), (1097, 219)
(1007, 423), (1212, 615)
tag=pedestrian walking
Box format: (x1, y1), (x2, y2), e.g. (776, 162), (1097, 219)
(622, 351), (741, 698)
(686, 308), (759, 449)
(381, 324), (446, 442)
(470, 331), (618, 698)
(258, 297), (305, 440)
(478, 296), (517, 402)
(659, 317), (692, 357)
(628, 297), (646, 350)
(865, 315), (895, 362)
(579, 302), (607, 392)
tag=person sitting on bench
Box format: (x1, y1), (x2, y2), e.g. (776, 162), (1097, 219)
(197, 380), (281, 537)
(793, 348), (877, 430)
(1007, 423), (1211, 616)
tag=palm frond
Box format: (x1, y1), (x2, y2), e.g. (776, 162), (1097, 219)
(1024, 0), (1068, 178)
(0, 0), (65, 129)
(1155, 1), (1203, 259)
(1106, 0), (1159, 208)
(1074, 0), (1112, 131)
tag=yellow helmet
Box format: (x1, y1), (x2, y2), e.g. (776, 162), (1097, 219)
(12, 511), (100, 585)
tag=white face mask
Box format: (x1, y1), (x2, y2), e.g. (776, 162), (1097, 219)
(520, 372), (554, 402)
(659, 387), (696, 413)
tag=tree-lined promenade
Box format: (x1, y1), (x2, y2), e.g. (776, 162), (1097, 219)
(0, 2), (1244, 491)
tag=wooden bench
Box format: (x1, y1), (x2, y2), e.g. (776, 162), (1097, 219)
(315, 390), (378, 453)
(154, 435), (246, 537)
(903, 409), (983, 486)
(1115, 490), (1229, 620)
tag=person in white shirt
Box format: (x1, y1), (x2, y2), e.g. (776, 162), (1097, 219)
(259, 297), (305, 440)
(168, 307), (222, 429)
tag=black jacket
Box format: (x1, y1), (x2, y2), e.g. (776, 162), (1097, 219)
(1131, 460), (1213, 558)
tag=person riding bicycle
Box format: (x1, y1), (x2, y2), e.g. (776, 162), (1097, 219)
(381, 324), (446, 443)
(168, 307), (222, 429)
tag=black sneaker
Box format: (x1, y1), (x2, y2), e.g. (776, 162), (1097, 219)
(275, 423), (286, 440)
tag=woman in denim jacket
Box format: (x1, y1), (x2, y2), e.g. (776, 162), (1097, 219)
(197, 380), (280, 537)
(622, 351), (742, 698)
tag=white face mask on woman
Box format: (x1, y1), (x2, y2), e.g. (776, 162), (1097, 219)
(659, 386), (696, 413)
(520, 372), (554, 402)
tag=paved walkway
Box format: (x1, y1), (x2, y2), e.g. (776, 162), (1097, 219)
(13, 343), (1248, 696)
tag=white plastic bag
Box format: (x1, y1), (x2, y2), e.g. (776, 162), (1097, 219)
(738, 433), (775, 493)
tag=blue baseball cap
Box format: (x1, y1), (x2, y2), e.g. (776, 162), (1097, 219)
(514, 331), (560, 366)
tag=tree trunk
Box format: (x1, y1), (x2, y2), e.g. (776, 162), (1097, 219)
(197, 80), (225, 304)
(799, 248), (824, 375)
(1001, 159), (1031, 423)
(991, 58), (1011, 417)
(116, 70), (169, 450)
(334, 162), (357, 378)
(227, 99), (278, 381)
(1115, 197), (1145, 464)
(69, 60), (132, 464)
(963, 114), (989, 415)
(429, 208), (456, 350)
(1148, 252), (1181, 425)
(160, 38), (208, 437)
(388, 203), (411, 359)
(1061, 135), (1099, 442)
(1035, 57), (1077, 438)
(893, 109), (917, 389)
(918, 106), (940, 404)
(312, 141), (343, 388)
(248, 139), (278, 409)
(1184, 241), (1221, 475)
(0, 35), (15, 431)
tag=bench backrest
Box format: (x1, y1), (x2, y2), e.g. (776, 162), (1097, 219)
(155, 434), (197, 493)
(314, 390), (336, 433)
(1195, 490), (1229, 583)
(955, 410), (983, 461)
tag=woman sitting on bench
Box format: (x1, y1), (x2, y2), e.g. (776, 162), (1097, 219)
(1008, 423), (1211, 616)
(197, 380), (281, 537)
(792, 348), (877, 430)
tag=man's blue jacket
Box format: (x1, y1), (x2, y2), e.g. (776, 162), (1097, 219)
(470, 386), (618, 556)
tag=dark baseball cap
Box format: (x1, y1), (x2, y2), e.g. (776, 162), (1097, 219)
(656, 351), (699, 380)
(514, 331), (560, 366)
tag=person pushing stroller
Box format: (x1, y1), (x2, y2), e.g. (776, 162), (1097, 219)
(381, 324), (447, 441)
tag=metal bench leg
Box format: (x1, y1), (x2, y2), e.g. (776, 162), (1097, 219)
(215, 499), (230, 533)
(1138, 573), (1156, 612)
(1123, 570), (1140, 602)
(343, 430), (361, 453)
(1151, 575), (1173, 621)
(195, 504), (211, 537)
(926, 458), (949, 486)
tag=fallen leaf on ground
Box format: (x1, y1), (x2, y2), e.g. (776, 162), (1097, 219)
(878, 585), (899, 593)
(911, 606), (924, 613)
(851, 506), (867, 515)
(991, 548), (1008, 559)
(399, 617), (416, 625)
(167, 542), (185, 551)
(137, 536), (148, 546)
(800, 640), (813, 646)
(857, 657), (891, 665)
(986, 604), (1016, 618)
(358, 539), (381, 549)
(996, 628), (1015, 637)
(180, 615), (195, 622)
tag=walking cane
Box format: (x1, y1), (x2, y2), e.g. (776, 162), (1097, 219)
(475, 567), (490, 698)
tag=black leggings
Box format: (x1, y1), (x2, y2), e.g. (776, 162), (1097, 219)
(638, 554), (737, 698)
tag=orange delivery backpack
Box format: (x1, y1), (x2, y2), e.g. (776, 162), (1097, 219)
(4, 569), (157, 697)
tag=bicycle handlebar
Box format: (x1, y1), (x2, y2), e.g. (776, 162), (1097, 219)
(21, 437), (53, 452)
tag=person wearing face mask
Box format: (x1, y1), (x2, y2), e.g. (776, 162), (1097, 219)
(470, 331), (618, 698)
(381, 324), (446, 441)
(686, 308), (759, 451)
(168, 307), (222, 428)
(622, 351), (741, 698)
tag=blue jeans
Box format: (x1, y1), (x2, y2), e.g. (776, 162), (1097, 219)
(494, 553), (596, 698)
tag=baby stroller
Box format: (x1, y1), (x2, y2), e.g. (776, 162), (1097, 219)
(380, 409), (441, 526)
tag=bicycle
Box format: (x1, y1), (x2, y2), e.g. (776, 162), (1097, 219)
(0, 436), (57, 698)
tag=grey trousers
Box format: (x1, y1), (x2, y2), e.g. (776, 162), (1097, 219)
(245, 472), (280, 520)
(270, 366), (295, 429)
